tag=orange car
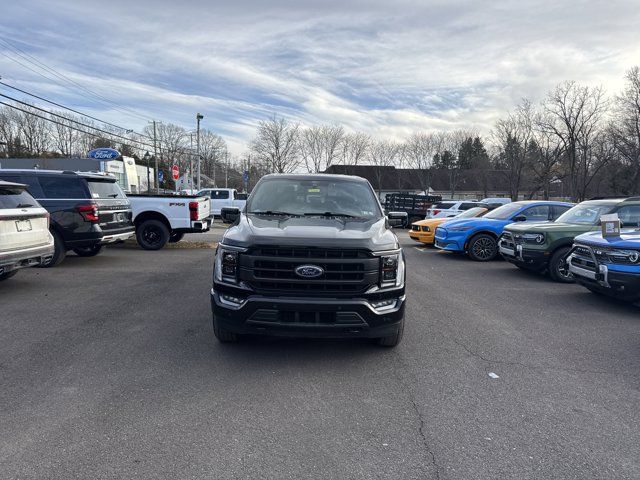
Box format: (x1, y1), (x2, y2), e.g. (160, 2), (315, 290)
(409, 207), (488, 245)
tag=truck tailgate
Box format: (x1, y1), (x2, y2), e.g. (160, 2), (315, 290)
(195, 197), (210, 220)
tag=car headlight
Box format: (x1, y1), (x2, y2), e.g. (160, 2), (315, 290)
(609, 249), (640, 263)
(214, 247), (240, 283)
(522, 233), (545, 244)
(449, 226), (472, 232)
(422, 226), (430, 232)
(380, 252), (405, 288)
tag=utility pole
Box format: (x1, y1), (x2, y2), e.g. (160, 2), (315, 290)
(225, 150), (229, 188)
(152, 120), (159, 194)
(196, 113), (203, 190)
(189, 133), (194, 192)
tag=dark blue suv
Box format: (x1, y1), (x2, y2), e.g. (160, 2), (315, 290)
(568, 229), (640, 302)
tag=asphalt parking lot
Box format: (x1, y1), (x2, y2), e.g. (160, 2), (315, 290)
(1, 229), (639, 479)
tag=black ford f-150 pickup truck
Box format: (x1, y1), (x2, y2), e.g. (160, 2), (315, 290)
(211, 174), (406, 347)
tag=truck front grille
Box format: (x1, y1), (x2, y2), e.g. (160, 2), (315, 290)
(240, 247), (379, 296)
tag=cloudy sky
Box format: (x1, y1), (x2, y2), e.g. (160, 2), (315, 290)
(1, 0), (638, 154)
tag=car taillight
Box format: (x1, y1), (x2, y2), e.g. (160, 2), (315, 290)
(189, 201), (199, 221)
(433, 209), (440, 216)
(77, 203), (99, 222)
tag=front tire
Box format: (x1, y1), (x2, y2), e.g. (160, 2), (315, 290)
(0, 270), (18, 281)
(72, 244), (103, 257)
(212, 315), (239, 343)
(376, 318), (404, 347)
(38, 230), (66, 268)
(467, 234), (498, 262)
(136, 220), (170, 250)
(548, 247), (574, 283)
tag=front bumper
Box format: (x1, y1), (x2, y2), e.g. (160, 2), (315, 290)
(0, 242), (55, 273)
(434, 231), (465, 252)
(211, 286), (406, 338)
(499, 242), (548, 271)
(409, 230), (435, 244)
(568, 246), (640, 301)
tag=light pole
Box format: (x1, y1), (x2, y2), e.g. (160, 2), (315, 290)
(144, 151), (151, 193)
(196, 113), (203, 191)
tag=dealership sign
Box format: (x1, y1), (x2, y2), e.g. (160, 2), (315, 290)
(88, 148), (120, 160)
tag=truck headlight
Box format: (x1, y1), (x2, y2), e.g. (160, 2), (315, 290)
(214, 247), (239, 283)
(422, 226), (430, 232)
(449, 226), (472, 232)
(380, 253), (405, 288)
(522, 233), (545, 244)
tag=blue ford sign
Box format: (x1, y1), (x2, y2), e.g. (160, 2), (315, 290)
(88, 148), (120, 160)
(294, 264), (324, 278)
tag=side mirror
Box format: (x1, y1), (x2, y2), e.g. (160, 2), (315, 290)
(513, 215), (527, 222)
(221, 207), (240, 224)
(387, 211), (408, 228)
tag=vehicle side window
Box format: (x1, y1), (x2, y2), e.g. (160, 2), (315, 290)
(520, 205), (551, 221)
(460, 203), (477, 210)
(211, 190), (229, 200)
(616, 205), (640, 226)
(37, 176), (88, 199)
(551, 205), (571, 219)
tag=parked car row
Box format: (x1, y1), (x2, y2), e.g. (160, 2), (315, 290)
(410, 196), (640, 303)
(0, 169), (214, 281)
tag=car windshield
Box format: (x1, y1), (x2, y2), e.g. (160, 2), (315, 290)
(455, 207), (487, 219)
(87, 180), (126, 199)
(246, 177), (382, 219)
(483, 202), (526, 220)
(555, 203), (615, 225)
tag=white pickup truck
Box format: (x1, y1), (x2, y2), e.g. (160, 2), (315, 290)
(196, 188), (247, 217)
(128, 194), (211, 250)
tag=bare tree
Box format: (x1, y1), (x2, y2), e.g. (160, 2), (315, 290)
(300, 124), (344, 173)
(11, 103), (51, 155)
(539, 81), (608, 200)
(49, 111), (86, 157)
(404, 132), (437, 194)
(526, 127), (564, 199)
(610, 66), (640, 193)
(367, 139), (400, 196)
(339, 132), (370, 174)
(199, 129), (227, 185)
(492, 99), (536, 200)
(250, 116), (301, 173)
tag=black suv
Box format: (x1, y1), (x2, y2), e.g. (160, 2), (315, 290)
(211, 174), (407, 347)
(0, 169), (134, 266)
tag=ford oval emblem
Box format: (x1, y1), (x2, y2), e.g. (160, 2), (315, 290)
(295, 264), (324, 278)
(87, 147), (120, 160)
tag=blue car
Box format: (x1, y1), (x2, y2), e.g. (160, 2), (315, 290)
(434, 200), (573, 261)
(568, 229), (640, 302)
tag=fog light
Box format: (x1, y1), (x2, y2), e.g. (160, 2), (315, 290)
(371, 298), (396, 310)
(220, 293), (245, 306)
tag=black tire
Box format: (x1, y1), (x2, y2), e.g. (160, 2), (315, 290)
(38, 230), (66, 268)
(376, 318), (404, 347)
(548, 247), (574, 283)
(168, 232), (185, 243)
(72, 244), (103, 257)
(467, 234), (498, 262)
(0, 270), (18, 281)
(136, 219), (170, 250)
(212, 315), (239, 343)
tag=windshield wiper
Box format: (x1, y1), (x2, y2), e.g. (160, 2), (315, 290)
(15, 203), (34, 208)
(303, 212), (358, 218)
(248, 210), (298, 216)
(107, 193), (119, 198)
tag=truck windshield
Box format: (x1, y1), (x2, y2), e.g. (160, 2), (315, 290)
(247, 178), (382, 219)
(88, 180), (126, 199)
(555, 203), (615, 225)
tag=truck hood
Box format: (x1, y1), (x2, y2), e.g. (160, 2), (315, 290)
(575, 229), (640, 248)
(505, 222), (590, 234)
(221, 214), (399, 251)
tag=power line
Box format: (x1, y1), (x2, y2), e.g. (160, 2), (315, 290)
(0, 92), (155, 150)
(0, 36), (152, 122)
(0, 80), (134, 134)
(0, 100), (155, 152)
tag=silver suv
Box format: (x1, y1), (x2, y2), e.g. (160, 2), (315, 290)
(0, 180), (54, 281)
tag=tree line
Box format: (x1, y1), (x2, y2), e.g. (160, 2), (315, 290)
(1, 66), (639, 199)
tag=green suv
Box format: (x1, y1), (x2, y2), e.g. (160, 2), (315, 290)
(498, 198), (640, 282)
